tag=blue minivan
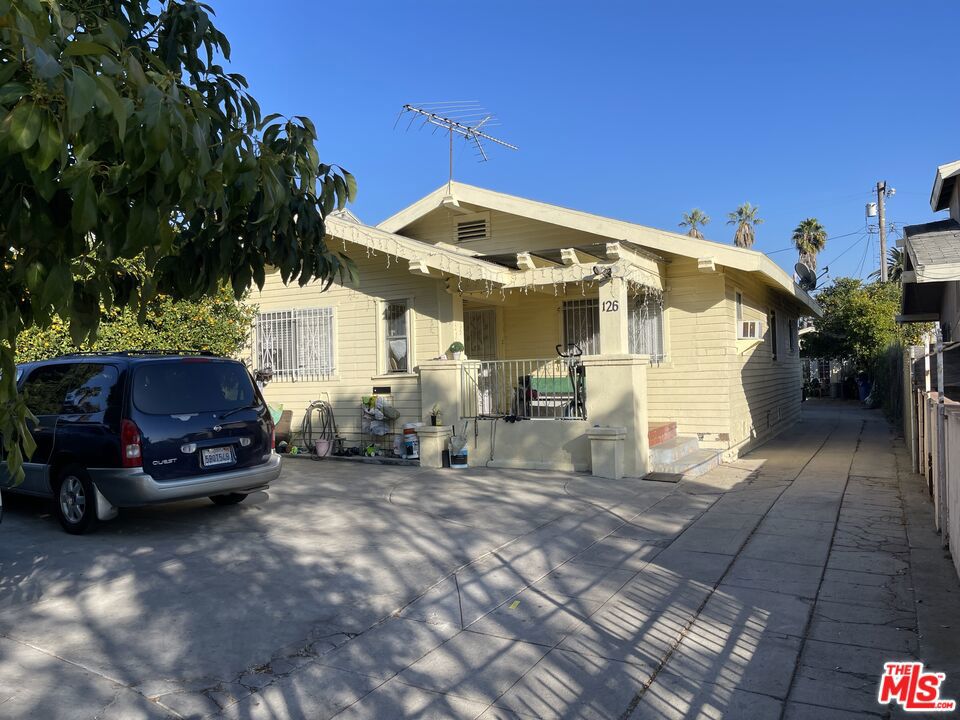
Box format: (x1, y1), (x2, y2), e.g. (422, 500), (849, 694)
(1, 352), (281, 533)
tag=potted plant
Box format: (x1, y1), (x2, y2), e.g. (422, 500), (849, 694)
(448, 341), (464, 360)
(430, 403), (443, 426)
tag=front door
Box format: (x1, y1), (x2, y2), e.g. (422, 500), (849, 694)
(464, 308), (498, 361)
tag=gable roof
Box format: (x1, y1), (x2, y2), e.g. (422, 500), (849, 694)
(378, 181), (820, 316)
(930, 160), (960, 212)
(903, 218), (960, 283)
(326, 215), (506, 284)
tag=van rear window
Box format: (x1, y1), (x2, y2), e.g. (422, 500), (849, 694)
(133, 361), (257, 415)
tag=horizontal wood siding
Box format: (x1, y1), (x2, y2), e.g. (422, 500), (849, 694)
(725, 269), (802, 451)
(247, 252), (444, 445)
(647, 258), (733, 438)
(501, 295), (565, 360)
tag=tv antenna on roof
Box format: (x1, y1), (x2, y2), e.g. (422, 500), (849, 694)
(396, 102), (518, 193)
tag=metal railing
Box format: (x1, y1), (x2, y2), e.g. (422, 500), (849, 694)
(461, 358), (587, 420)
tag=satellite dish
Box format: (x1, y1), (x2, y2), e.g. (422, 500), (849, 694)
(795, 262), (817, 291)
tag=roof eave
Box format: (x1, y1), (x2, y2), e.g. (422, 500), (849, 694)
(378, 181), (823, 316)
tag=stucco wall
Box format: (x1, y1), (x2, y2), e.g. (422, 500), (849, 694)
(467, 417), (591, 472)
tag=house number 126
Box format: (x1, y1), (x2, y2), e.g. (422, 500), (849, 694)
(602, 300), (620, 312)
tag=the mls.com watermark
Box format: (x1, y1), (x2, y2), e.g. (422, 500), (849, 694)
(878, 662), (957, 712)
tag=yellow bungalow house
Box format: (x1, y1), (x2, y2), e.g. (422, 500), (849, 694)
(248, 183), (821, 478)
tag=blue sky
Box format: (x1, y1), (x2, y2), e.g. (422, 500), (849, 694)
(213, 1), (959, 283)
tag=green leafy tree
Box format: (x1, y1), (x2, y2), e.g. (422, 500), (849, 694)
(678, 209), (710, 239)
(16, 286), (256, 363)
(792, 217), (827, 270)
(0, 1), (356, 479)
(727, 202), (763, 248)
(802, 278), (927, 365)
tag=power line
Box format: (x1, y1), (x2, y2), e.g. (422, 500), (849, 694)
(820, 231), (871, 268)
(764, 226), (869, 256)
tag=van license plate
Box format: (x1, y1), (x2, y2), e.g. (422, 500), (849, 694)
(201, 447), (234, 467)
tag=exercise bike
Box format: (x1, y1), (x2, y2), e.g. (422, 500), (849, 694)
(556, 343), (587, 419)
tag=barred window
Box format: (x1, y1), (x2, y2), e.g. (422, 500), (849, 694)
(563, 299), (600, 355)
(629, 292), (665, 361)
(255, 308), (335, 381)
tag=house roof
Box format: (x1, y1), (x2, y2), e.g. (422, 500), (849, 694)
(903, 218), (960, 283)
(326, 215), (665, 292)
(326, 216), (506, 284)
(930, 160), (960, 212)
(378, 182), (820, 316)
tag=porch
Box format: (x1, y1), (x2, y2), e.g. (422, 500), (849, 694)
(420, 263), (662, 477)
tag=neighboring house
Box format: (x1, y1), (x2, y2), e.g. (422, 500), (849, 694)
(900, 160), (960, 579)
(901, 159), (960, 393)
(248, 182), (820, 477)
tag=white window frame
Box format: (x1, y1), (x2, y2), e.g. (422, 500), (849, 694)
(769, 309), (779, 361)
(255, 307), (336, 382)
(382, 299), (414, 374)
(629, 291), (666, 362)
(735, 289), (765, 340)
(739, 320), (762, 339)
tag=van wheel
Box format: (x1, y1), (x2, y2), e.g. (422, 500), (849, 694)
(210, 493), (248, 506)
(55, 466), (99, 535)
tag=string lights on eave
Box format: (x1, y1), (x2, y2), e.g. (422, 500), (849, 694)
(333, 223), (667, 304)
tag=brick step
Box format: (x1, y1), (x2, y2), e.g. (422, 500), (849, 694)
(648, 421), (677, 448)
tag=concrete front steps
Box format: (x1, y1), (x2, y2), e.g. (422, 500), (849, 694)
(646, 421), (723, 481)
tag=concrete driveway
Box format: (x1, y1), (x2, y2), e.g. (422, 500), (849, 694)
(1, 403), (959, 719)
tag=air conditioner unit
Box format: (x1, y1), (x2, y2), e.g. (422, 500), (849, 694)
(740, 320), (762, 339)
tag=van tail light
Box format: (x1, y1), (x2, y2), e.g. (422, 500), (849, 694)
(121, 419), (143, 468)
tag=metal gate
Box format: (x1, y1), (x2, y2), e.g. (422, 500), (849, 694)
(464, 308), (498, 361)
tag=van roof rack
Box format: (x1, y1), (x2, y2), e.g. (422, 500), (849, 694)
(56, 350), (221, 358)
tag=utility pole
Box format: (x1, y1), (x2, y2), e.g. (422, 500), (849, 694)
(877, 180), (888, 282)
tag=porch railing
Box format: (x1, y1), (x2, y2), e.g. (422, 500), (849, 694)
(460, 358), (587, 420)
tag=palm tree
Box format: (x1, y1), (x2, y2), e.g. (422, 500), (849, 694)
(869, 247), (904, 282)
(679, 209), (710, 239)
(727, 202), (763, 248)
(792, 217), (828, 270)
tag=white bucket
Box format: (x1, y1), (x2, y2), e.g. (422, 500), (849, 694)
(403, 426), (420, 459)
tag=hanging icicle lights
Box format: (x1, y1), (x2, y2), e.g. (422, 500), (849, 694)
(325, 220), (664, 300)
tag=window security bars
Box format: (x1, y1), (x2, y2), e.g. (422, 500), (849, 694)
(563, 299), (600, 356)
(255, 308), (335, 381)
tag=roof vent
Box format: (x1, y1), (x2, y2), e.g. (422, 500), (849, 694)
(456, 212), (490, 242)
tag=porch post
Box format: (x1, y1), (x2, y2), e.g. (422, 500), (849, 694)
(583, 354), (650, 477)
(598, 276), (629, 355)
(437, 284), (464, 357)
(419, 359), (462, 426)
